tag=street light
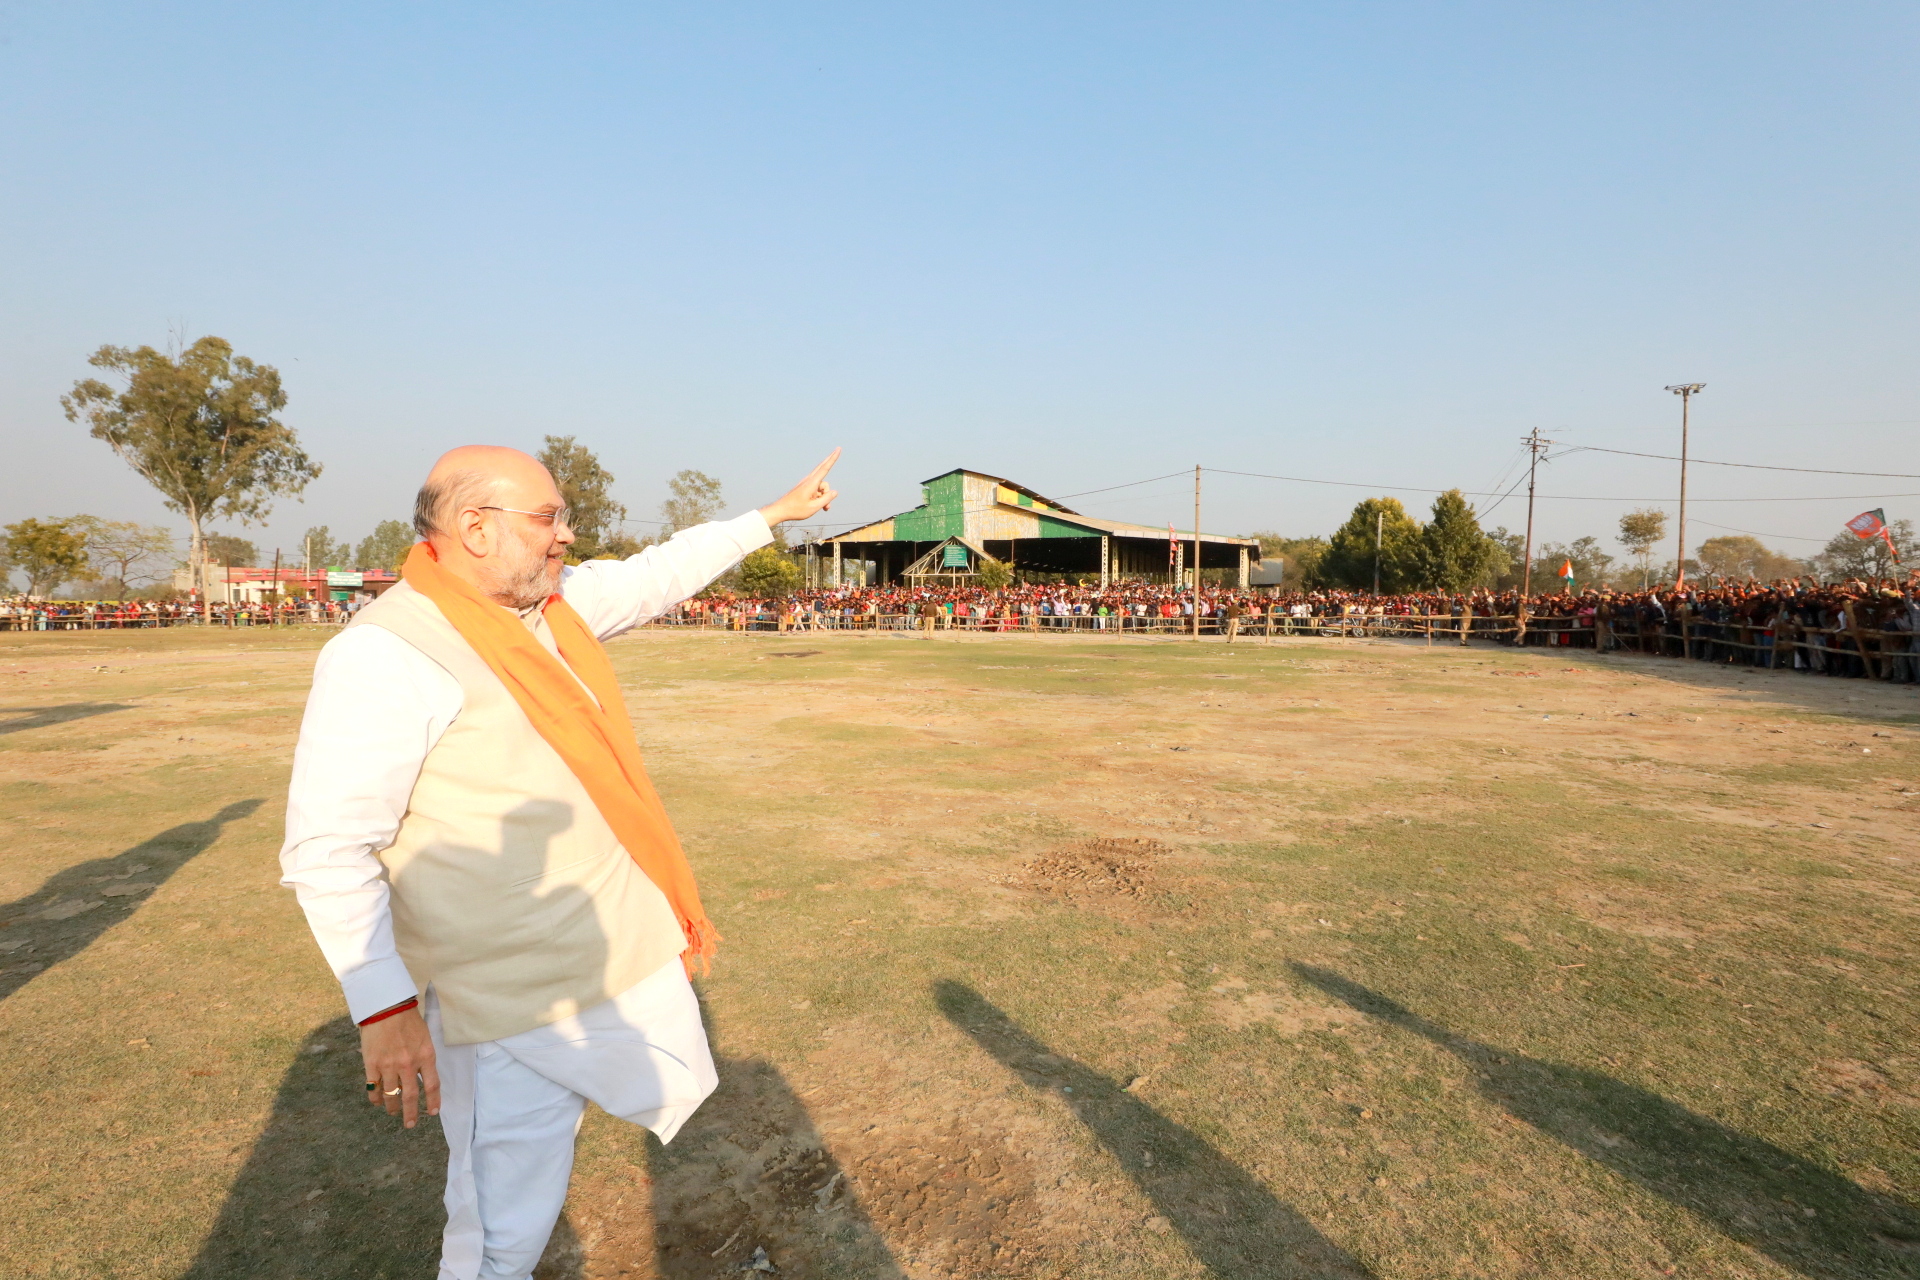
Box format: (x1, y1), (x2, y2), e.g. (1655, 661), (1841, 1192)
(1664, 383), (1705, 587)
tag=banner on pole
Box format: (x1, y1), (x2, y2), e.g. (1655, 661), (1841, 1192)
(1846, 508), (1887, 539)
(1845, 509), (1901, 563)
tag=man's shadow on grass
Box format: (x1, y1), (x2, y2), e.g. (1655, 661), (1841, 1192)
(177, 1030), (896, 1280)
(0, 799), (260, 1004)
(177, 1015), (455, 1280)
(1291, 964), (1920, 1280)
(0, 701), (134, 735)
(643, 1052), (901, 1279)
(934, 979), (1376, 1279)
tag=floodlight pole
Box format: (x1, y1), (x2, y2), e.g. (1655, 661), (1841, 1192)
(1664, 383), (1705, 588)
(1192, 465), (1202, 640)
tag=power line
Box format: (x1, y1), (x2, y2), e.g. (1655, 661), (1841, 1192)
(1053, 470), (1192, 500)
(1561, 444), (1920, 479)
(1688, 518), (1834, 545)
(1205, 466), (1917, 504)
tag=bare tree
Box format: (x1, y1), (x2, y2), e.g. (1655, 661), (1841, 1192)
(68, 518), (175, 598)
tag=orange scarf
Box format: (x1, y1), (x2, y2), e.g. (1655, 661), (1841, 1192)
(401, 542), (718, 974)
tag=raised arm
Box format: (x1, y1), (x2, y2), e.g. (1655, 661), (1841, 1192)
(563, 450), (841, 638)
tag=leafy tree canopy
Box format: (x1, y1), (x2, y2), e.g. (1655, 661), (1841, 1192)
(1415, 490), (1503, 591)
(5, 518), (91, 597)
(1617, 509), (1667, 557)
(203, 534), (258, 566)
(737, 545), (802, 596)
(62, 336), (318, 609)
(537, 434), (629, 560)
(660, 470), (724, 534)
(301, 526), (352, 571)
(1533, 537), (1614, 591)
(1316, 498), (1422, 592)
(1695, 534), (1805, 583)
(1483, 527), (1527, 590)
(1248, 533), (1328, 589)
(356, 520), (415, 572)
(1813, 519), (1912, 581)
(976, 558), (1014, 590)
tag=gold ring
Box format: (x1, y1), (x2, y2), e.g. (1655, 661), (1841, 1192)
(384, 1087), (402, 1096)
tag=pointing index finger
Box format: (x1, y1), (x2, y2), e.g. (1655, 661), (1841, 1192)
(807, 448), (842, 484)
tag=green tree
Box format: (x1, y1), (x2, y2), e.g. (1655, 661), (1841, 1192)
(301, 526), (351, 571)
(976, 558), (1014, 590)
(1813, 519), (1913, 581)
(1482, 527), (1527, 590)
(70, 518), (174, 598)
(1415, 490), (1501, 591)
(1695, 534), (1805, 583)
(1248, 533), (1328, 589)
(203, 533), (258, 567)
(737, 545), (802, 596)
(63, 336), (320, 615)
(537, 434), (630, 560)
(660, 470), (724, 534)
(5, 518), (91, 597)
(355, 520), (416, 572)
(1533, 537), (1614, 591)
(1317, 498), (1422, 592)
(1616, 508), (1667, 588)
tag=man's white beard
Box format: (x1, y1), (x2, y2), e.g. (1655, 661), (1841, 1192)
(493, 535), (560, 609)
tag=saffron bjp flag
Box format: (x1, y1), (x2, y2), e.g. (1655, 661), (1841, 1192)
(1846, 508), (1888, 539)
(1846, 508), (1901, 562)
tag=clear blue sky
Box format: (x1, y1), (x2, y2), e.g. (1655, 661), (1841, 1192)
(3, 2), (1915, 566)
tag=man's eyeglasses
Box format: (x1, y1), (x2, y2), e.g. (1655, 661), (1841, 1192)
(478, 505), (571, 526)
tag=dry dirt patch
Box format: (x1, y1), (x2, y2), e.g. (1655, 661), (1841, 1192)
(1004, 837), (1169, 901)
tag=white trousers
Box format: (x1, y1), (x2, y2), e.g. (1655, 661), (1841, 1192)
(426, 960), (719, 1280)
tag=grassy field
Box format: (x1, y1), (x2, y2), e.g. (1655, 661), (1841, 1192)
(1, 623), (1917, 1279)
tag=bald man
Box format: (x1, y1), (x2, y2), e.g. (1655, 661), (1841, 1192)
(281, 446), (838, 1279)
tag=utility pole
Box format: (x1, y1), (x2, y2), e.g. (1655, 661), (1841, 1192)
(1664, 383), (1705, 588)
(1191, 465), (1202, 640)
(270, 548), (281, 627)
(1372, 508), (1384, 595)
(1518, 427), (1553, 642)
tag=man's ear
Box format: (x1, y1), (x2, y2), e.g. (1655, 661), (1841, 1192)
(454, 508), (493, 559)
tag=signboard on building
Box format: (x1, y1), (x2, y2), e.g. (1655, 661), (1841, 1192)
(326, 571), (364, 587)
(941, 544), (970, 568)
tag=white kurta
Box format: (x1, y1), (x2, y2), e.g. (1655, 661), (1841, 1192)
(279, 511), (771, 1280)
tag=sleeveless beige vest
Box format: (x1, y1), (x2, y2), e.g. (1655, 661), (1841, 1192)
(350, 581), (685, 1044)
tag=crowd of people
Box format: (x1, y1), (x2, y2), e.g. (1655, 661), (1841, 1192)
(0, 596), (366, 630)
(658, 577), (1920, 682)
(7, 577), (1916, 683)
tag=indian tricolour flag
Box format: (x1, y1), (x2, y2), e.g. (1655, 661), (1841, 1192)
(1559, 559), (1575, 589)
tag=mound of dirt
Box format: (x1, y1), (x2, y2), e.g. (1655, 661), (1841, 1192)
(1017, 837), (1169, 899)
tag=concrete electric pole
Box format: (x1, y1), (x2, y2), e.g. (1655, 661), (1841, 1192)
(1664, 383), (1705, 588)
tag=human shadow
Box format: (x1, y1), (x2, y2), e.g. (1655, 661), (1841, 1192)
(0, 701), (135, 735)
(645, 1000), (901, 1278)
(1291, 964), (1920, 1279)
(1535, 645), (1920, 724)
(0, 799), (261, 1003)
(177, 1014), (452, 1280)
(182, 799), (606, 1279)
(934, 979), (1376, 1279)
